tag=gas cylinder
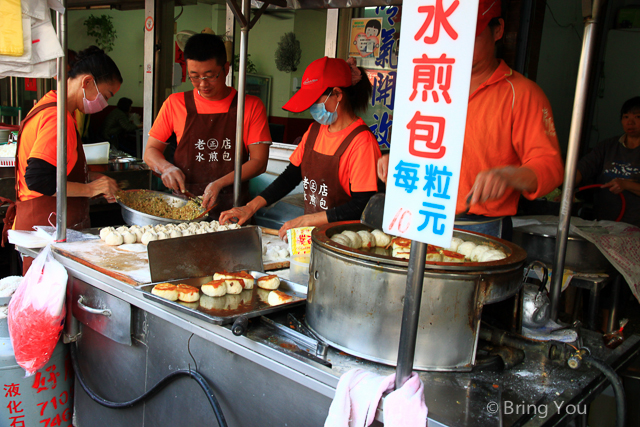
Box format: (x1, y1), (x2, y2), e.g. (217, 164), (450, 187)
(0, 301), (73, 426)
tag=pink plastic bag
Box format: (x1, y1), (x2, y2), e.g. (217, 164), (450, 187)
(8, 245), (67, 376)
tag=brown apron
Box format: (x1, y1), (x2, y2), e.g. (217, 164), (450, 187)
(13, 101), (90, 273)
(173, 91), (249, 218)
(299, 122), (371, 215)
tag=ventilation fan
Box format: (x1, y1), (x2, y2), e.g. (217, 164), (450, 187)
(176, 30), (198, 52)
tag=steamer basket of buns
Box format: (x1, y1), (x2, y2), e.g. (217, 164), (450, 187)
(305, 221), (527, 372)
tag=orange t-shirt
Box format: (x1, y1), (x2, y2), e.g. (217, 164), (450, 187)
(289, 118), (381, 195)
(17, 91), (79, 201)
(149, 88), (271, 148)
(459, 60), (564, 216)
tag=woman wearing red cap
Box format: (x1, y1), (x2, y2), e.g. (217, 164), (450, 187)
(220, 57), (381, 239)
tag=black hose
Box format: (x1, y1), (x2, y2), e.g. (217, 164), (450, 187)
(70, 343), (228, 427)
(584, 355), (626, 427)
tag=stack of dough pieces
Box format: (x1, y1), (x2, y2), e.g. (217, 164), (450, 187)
(330, 228), (391, 249)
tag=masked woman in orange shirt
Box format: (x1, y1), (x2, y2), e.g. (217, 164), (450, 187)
(9, 46), (122, 273)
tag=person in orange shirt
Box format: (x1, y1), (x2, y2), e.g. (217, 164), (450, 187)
(377, 0), (564, 239)
(144, 34), (271, 217)
(220, 57), (381, 239)
(9, 46), (121, 273)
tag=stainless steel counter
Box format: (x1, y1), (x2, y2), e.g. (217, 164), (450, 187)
(17, 245), (640, 427)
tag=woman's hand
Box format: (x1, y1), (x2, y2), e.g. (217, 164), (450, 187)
(377, 154), (390, 184)
(202, 180), (222, 210)
(160, 165), (186, 193)
(467, 166), (537, 205)
(88, 175), (119, 202)
(219, 205), (255, 226)
(603, 178), (628, 194)
(278, 212), (328, 240)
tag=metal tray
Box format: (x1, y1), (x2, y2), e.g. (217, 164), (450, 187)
(139, 271), (306, 325)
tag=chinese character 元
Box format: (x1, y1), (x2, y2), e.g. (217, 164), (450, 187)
(417, 202), (447, 235)
(407, 112), (446, 159)
(410, 54), (454, 103)
(195, 139), (205, 150)
(393, 160), (420, 193)
(423, 165), (452, 199)
(415, 0), (459, 44)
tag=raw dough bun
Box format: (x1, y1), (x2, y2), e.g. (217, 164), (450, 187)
(480, 249), (507, 262)
(181, 229), (193, 237)
(195, 228), (206, 235)
(116, 226), (129, 233)
(457, 241), (477, 259)
(217, 225), (228, 231)
(142, 225), (154, 232)
(267, 290), (293, 306)
(201, 279), (227, 297)
(100, 227), (115, 241)
(470, 245), (492, 262)
(105, 231), (124, 246)
(225, 279), (243, 295)
(447, 237), (464, 252)
(157, 231), (170, 240)
(203, 226), (215, 233)
(169, 229), (183, 238)
(176, 284), (200, 302)
(341, 230), (362, 249)
(228, 223), (240, 230)
(257, 275), (280, 290)
(357, 230), (376, 248)
(371, 229), (392, 247)
(141, 231), (158, 245)
(178, 223), (189, 230)
(199, 221), (209, 227)
(188, 223), (199, 231)
(331, 234), (351, 247)
(151, 283), (178, 301)
(120, 231), (136, 245)
(209, 220), (220, 229)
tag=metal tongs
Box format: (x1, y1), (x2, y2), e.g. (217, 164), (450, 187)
(287, 313), (328, 359)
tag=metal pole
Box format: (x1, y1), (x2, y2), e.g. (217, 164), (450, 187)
(550, 0), (603, 319)
(141, 0), (156, 156)
(395, 241), (427, 389)
(55, 3), (68, 243)
(233, 0), (249, 207)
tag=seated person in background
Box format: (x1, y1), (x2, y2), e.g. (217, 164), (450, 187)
(99, 97), (141, 152)
(577, 96), (640, 227)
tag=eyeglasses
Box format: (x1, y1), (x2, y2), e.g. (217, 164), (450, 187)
(188, 71), (221, 83)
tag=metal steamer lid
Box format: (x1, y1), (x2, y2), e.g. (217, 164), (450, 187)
(312, 221), (527, 273)
(514, 223), (584, 241)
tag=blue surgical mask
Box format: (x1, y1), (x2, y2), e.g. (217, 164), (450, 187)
(310, 91), (338, 125)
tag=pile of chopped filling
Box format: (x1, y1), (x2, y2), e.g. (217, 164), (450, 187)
(117, 190), (203, 220)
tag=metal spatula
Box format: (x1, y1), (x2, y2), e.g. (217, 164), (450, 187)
(360, 193), (386, 229)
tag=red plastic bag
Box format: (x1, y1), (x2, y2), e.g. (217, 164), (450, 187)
(8, 245), (67, 376)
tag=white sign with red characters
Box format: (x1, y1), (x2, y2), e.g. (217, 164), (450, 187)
(382, 0), (479, 248)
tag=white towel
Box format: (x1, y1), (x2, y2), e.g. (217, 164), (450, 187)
(324, 368), (428, 427)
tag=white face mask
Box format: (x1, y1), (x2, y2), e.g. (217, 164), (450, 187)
(82, 79), (109, 114)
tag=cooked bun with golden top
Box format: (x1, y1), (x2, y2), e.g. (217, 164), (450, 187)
(176, 284), (200, 302)
(257, 274), (280, 290)
(225, 279), (243, 295)
(201, 279), (227, 297)
(151, 283), (179, 301)
(267, 290), (293, 306)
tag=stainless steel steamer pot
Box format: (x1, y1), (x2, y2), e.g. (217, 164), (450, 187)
(307, 221), (527, 371)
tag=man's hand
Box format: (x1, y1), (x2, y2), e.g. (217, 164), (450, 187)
(278, 211), (328, 240)
(603, 178), (628, 194)
(468, 166), (537, 205)
(202, 181), (222, 209)
(377, 154), (390, 184)
(88, 175), (119, 202)
(160, 165), (186, 193)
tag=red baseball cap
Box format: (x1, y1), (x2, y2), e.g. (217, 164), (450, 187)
(283, 57), (352, 113)
(476, 0), (502, 37)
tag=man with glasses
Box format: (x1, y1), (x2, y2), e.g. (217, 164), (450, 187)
(144, 33), (271, 216)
